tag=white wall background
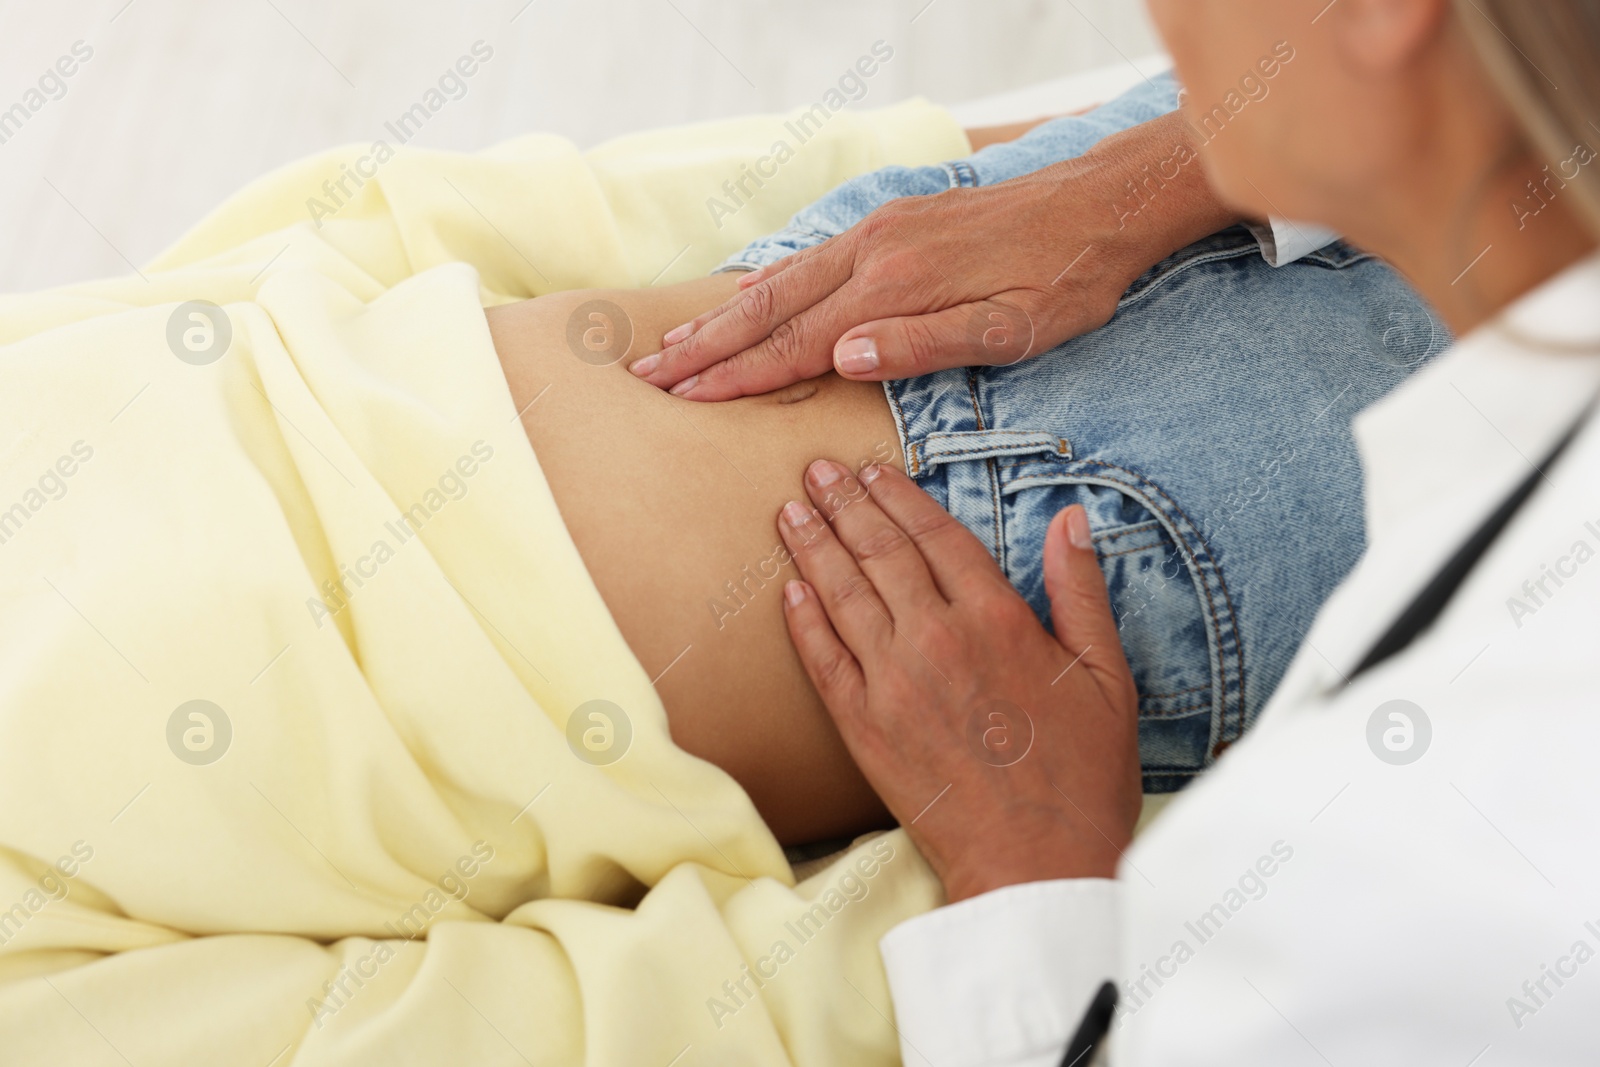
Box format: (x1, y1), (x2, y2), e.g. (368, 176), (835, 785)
(0, 0), (1158, 292)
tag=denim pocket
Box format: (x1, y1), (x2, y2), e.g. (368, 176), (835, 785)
(997, 469), (1227, 792)
(908, 427), (1232, 792)
(881, 234), (1436, 791)
(1090, 517), (1213, 718)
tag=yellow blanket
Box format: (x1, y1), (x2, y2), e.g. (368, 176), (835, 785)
(0, 100), (969, 1065)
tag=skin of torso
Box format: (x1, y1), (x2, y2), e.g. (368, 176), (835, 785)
(487, 274), (901, 844)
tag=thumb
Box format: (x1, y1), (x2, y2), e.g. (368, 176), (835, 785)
(1043, 506), (1133, 689)
(832, 299), (1039, 380)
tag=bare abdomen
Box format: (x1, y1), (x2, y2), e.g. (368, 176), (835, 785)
(487, 276), (901, 844)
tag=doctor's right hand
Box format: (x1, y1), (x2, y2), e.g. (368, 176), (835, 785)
(776, 460), (1143, 902)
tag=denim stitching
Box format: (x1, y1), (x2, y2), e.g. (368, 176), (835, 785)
(1007, 452), (1076, 478)
(963, 371), (1005, 566)
(919, 436), (1070, 463)
(1117, 237), (1375, 313)
(885, 381), (918, 475)
(1092, 522), (1164, 544)
(1117, 243), (1262, 311)
(892, 386), (1246, 758)
(942, 160), (978, 188)
(1007, 462), (1246, 755)
(926, 430), (1067, 442)
(1070, 461), (1247, 753)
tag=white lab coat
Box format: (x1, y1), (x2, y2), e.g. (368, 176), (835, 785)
(880, 251), (1600, 1066)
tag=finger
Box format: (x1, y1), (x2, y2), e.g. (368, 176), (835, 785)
(801, 460), (944, 619)
(736, 245), (818, 290)
(778, 497), (895, 654)
(854, 464), (1011, 602)
(832, 299), (1040, 380)
(663, 263), (861, 399)
(781, 579), (867, 714)
(662, 288), (745, 348)
(635, 243), (852, 389)
(671, 252), (822, 338)
(1043, 506), (1134, 693)
(624, 285), (752, 385)
(672, 279), (878, 402)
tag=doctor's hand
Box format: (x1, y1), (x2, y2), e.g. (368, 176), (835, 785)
(776, 460), (1142, 902)
(632, 110), (1237, 401)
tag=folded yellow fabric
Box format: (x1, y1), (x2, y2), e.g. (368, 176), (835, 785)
(0, 101), (969, 1064)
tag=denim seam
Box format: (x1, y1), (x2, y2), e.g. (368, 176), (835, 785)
(963, 371), (1006, 570)
(1068, 461), (1247, 755)
(1009, 454), (1076, 478)
(1006, 462), (1246, 756)
(884, 380), (917, 475)
(919, 433), (1072, 462)
(928, 430), (1068, 443)
(1092, 522), (1164, 543)
(1117, 243), (1263, 312)
(943, 160), (978, 188)
(1118, 239), (1376, 314)
(887, 382), (1247, 755)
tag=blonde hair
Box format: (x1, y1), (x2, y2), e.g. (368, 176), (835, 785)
(1454, 0), (1600, 238)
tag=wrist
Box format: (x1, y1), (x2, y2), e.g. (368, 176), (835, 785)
(1074, 111), (1243, 287)
(916, 814), (1124, 903)
(940, 849), (1120, 903)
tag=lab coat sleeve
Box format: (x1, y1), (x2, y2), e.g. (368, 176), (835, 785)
(879, 878), (1122, 1067)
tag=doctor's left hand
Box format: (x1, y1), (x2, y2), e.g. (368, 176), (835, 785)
(777, 460), (1142, 902)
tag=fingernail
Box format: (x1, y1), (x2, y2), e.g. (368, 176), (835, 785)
(630, 353), (660, 376)
(663, 322), (695, 345)
(834, 337), (879, 375)
(1066, 506), (1093, 550)
(737, 269), (763, 288)
(669, 374), (699, 397)
(808, 459), (843, 487)
(783, 500), (812, 528)
(784, 580), (807, 607)
(861, 463), (882, 484)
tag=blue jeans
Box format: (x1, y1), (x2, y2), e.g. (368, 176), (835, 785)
(722, 76), (1450, 791)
